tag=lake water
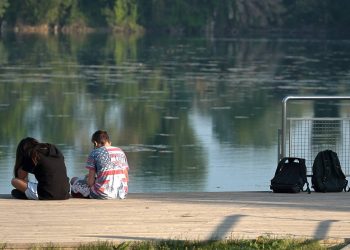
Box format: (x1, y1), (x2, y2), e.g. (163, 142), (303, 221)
(1, 33), (350, 194)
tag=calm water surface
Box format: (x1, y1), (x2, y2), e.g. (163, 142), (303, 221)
(1, 33), (350, 194)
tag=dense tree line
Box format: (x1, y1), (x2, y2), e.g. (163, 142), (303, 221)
(0, 0), (350, 35)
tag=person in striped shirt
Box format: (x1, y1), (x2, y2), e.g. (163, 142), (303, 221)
(70, 130), (129, 199)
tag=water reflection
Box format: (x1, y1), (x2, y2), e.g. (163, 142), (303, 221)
(1, 33), (350, 194)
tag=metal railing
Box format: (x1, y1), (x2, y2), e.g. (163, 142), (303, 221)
(278, 96), (350, 176)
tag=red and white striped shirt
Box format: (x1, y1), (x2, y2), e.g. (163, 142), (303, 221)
(86, 146), (129, 199)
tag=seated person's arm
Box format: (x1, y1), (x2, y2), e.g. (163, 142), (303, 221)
(87, 168), (96, 187)
(124, 169), (128, 180)
(17, 167), (28, 180)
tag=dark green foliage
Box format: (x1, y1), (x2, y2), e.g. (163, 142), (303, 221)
(2, 0), (350, 34)
(4, 0), (83, 27)
(282, 0), (350, 29)
(0, 0), (8, 19)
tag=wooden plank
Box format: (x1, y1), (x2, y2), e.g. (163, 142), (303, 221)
(0, 192), (349, 248)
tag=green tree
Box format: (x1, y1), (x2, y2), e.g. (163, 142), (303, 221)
(0, 0), (8, 31)
(104, 0), (141, 32)
(77, 0), (113, 27)
(283, 0), (328, 27)
(3, 0), (350, 35)
(45, 0), (81, 26)
(0, 0), (8, 19)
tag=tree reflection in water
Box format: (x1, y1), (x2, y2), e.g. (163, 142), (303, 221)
(1, 33), (350, 193)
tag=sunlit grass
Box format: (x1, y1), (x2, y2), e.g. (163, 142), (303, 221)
(1, 237), (346, 250)
(75, 237), (345, 250)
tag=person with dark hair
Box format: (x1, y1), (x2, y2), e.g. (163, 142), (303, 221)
(11, 137), (70, 200)
(70, 130), (129, 199)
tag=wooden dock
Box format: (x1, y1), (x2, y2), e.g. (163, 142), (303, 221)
(0, 191), (349, 248)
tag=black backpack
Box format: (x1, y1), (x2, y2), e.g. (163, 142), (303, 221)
(270, 157), (310, 193)
(311, 150), (348, 192)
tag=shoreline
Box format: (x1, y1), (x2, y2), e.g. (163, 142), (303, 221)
(2, 24), (350, 39)
(0, 23), (145, 36)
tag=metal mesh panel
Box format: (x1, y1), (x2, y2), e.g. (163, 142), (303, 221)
(286, 118), (350, 176)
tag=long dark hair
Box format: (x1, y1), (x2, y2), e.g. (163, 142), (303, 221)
(13, 137), (40, 177)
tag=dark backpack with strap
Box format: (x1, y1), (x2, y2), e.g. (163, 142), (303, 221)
(270, 157), (310, 193)
(311, 150), (348, 192)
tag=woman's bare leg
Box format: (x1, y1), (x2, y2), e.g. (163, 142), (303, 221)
(11, 178), (28, 193)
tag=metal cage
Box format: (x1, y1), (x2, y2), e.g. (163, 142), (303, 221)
(278, 96), (350, 176)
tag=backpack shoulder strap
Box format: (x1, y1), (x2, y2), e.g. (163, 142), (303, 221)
(312, 150), (327, 192)
(323, 150), (331, 176)
(274, 157), (291, 176)
(297, 157), (311, 193)
(329, 150), (349, 191)
(313, 151), (325, 174)
(329, 150), (346, 178)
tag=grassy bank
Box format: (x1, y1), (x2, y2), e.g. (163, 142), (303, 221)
(3, 237), (345, 250)
(77, 239), (344, 250)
